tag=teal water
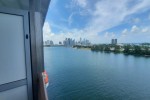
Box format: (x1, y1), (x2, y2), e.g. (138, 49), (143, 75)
(44, 47), (150, 100)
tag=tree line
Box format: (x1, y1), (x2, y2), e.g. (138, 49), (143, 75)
(91, 44), (150, 56)
(73, 44), (150, 56)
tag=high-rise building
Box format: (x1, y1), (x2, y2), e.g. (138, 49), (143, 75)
(63, 38), (91, 46)
(44, 40), (53, 46)
(50, 40), (54, 45)
(115, 39), (117, 44)
(59, 41), (62, 45)
(63, 38), (75, 47)
(111, 39), (117, 45)
(80, 38), (82, 43)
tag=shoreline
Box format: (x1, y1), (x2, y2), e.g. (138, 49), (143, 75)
(73, 46), (150, 57)
(74, 47), (91, 50)
(44, 46), (150, 57)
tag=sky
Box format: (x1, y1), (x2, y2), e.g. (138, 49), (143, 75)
(43, 0), (150, 44)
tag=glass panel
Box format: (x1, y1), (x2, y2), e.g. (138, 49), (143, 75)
(0, 13), (26, 85)
(0, 85), (28, 100)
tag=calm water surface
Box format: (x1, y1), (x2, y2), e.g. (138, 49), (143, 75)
(44, 47), (150, 100)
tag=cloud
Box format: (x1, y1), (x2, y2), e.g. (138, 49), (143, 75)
(76, 0), (87, 8)
(44, 0), (150, 43)
(65, 0), (90, 17)
(119, 25), (150, 43)
(122, 29), (128, 34)
(43, 22), (150, 44)
(43, 22), (81, 43)
(43, 22), (54, 41)
(104, 32), (115, 38)
(142, 27), (149, 33)
(65, 0), (88, 9)
(122, 29), (128, 36)
(82, 0), (150, 43)
(132, 18), (140, 23)
(68, 13), (75, 26)
(86, 0), (150, 34)
(43, 21), (102, 44)
(131, 25), (139, 32)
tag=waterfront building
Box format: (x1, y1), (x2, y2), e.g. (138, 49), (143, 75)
(111, 39), (117, 45)
(76, 38), (91, 46)
(63, 38), (91, 46)
(59, 41), (62, 45)
(115, 39), (117, 44)
(44, 40), (54, 46)
(50, 40), (54, 45)
(63, 38), (75, 47)
(80, 38), (82, 43)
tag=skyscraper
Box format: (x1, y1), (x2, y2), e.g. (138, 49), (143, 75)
(63, 38), (75, 47)
(111, 39), (117, 45)
(115, 39), (117, 44)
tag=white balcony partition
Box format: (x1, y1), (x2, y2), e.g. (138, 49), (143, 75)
(0, 13), (26, 85)
(0, 85), (28, 100)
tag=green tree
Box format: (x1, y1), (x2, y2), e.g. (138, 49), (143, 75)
(133, 46), (142, 55)
(124, 45), (131, 54)
(114, 45), (121, 53)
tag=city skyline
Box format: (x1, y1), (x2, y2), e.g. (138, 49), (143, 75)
(43, 0), (150, 44)
(44, 37), (91, 46)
